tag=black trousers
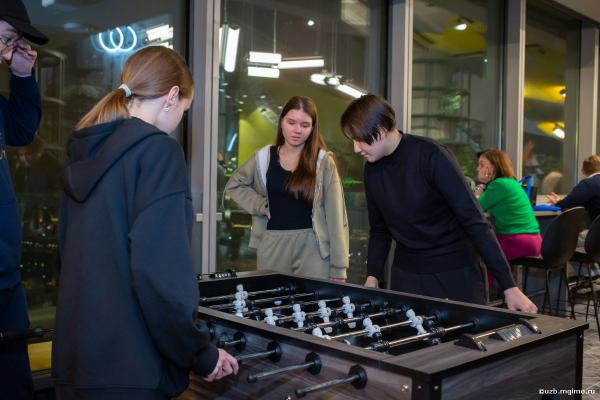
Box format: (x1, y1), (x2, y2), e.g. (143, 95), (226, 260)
(390, 263), (486, 305)
(0, 282), (33, 400)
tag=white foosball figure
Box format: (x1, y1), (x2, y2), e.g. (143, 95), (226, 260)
(264, 308), (278, 326)
(318, 300), (333, 333)
(233, 291), (247, 317)
(292, 304), (306, 328)
(341, 296), (356, 328)
(362, 317), (381, 338)
(406, 309), (426, 335)
(311, 327), (332, 340)
(236, 284), (248, 301)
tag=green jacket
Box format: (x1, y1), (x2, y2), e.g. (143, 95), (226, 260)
(224, 145), (349, 279)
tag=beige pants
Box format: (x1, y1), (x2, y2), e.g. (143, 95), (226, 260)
(257, 228), (329, 279)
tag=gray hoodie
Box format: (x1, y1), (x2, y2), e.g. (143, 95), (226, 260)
(224, 145), (349, 279)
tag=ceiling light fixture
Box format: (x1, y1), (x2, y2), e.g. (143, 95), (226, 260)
(248, 66), (280, 79)
(278, 58), (325, 69)
(249, 51), (282, 65)
(336, 83), (367, 98)
(222, 24), (240, 73)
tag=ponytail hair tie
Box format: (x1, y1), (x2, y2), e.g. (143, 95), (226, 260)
(118, 84), (133, 98)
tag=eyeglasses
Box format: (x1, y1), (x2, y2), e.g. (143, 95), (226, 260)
(0, 36), (24, 62)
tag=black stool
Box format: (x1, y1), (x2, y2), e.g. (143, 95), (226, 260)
(570, 215), (600, 339)
(510, 207), (587, 317)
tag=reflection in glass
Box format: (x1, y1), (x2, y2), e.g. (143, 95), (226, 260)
(216, 0), (387, 284)
(2, 0), (187, 334)
(523, 5), (580, 194)
(412, 0), (504, 180)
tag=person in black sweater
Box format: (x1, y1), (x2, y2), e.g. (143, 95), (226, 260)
(340, 95), (536, 312)
(547, 155), (600, 220)
(54, 47), (237, 400)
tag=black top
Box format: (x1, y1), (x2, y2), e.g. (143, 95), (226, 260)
(364, 133), (516, 291)
(55, 118), (218, 394)
(557, 174), (600, 221)
(266, 145), (313, 230)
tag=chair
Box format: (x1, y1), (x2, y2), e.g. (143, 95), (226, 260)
(570, 215), (600, 338)
(510, 207), (587, 317)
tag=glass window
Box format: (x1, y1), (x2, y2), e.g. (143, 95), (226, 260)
(411, 0), (504, 182)
(523, 4), (580, 194)
(217, 0), (387, 284)
(1, 0), (188, 337)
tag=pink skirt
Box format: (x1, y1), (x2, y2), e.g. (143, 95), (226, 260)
(488, 233), (542, 289)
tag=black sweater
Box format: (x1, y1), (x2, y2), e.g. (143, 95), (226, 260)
(364, 134), (516, 291)
(556, 173), (600, 221)
(54, 118), (218, 395)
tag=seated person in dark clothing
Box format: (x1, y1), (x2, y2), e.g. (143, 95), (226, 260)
(340, 94), (537, 312)
(547, 155), (600, 277)
(547, 155), (600, 221)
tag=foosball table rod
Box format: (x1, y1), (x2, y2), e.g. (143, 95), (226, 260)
(247, 352), (321, 383)
(294, 365), (368, 398)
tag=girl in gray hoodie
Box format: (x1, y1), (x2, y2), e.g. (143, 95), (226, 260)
(225, 96), (349, 281)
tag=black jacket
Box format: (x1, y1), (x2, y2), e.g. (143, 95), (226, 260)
(557, 173), (600, 221)
(0, 73), (41, 289)
(364, 134), (516, 291)
(53, 117), (218, 395)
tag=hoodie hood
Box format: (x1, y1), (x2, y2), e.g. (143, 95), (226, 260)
(62, 117), (164, 203)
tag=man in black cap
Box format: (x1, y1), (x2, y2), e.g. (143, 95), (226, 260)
(0, 1), (48, 399)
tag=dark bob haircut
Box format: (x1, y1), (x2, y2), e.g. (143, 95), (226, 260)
(340, 94), (396, 144)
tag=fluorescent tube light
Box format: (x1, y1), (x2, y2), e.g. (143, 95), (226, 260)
(249, 52), (282, 64)
(248, 66), (280, 78)
(336, 83), (366, 98)
(224, 25), (240, 73)
(278, 58), (325, 69)
(310, 74), (327, 85)
(146, 25), (173, 42)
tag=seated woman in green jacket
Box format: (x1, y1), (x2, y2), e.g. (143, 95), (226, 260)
(475, 149), (542, 287)
(224, 96), (349, 282)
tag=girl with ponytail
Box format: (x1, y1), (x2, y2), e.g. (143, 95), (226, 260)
(54, 46), (237, 400)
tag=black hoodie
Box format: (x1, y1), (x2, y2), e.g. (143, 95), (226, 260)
(53, 117), (218, 396)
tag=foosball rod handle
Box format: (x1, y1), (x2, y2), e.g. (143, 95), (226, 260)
(217, 331), (247, 351)
(294, 365), (367, 398)
(247, 352), (321, 383)
(235, 341), (282, 363)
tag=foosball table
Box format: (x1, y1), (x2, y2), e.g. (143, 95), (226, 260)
(177, 271), (588, 400)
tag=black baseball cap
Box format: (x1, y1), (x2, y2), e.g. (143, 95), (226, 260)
(0, 0), (48, 45)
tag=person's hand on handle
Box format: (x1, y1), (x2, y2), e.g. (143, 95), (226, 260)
(330, 277), (346, 283)
(504, 287), (538, 313)
(203, 348), (239, 382)
(364, 276), (379, 288)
